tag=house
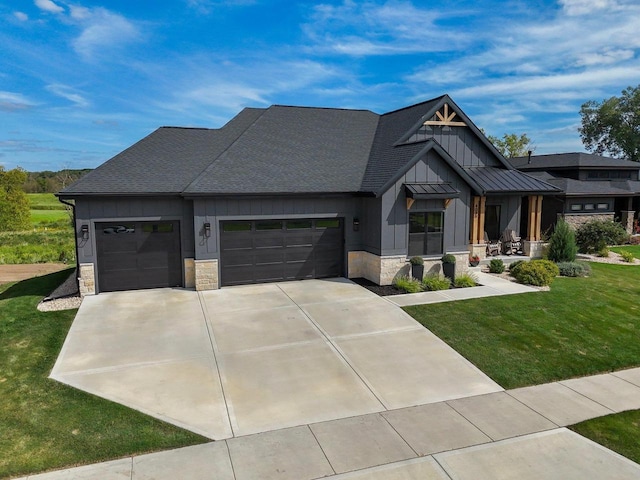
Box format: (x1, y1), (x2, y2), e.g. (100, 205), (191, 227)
(58, 95), (559, 295)
(509, 153), (640, 235)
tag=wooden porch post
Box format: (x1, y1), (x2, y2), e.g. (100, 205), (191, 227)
(527, 195), (543, 241)
(471, 196), (486, 244)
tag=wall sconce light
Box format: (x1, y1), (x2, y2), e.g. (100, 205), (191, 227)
(353, 217), (360, 232)
(203, 222), (211, 238)
(81, 224), (89, 240)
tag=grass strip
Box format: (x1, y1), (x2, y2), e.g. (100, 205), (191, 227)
(0, 271), (207, 478)
(570, 410), (640, 464)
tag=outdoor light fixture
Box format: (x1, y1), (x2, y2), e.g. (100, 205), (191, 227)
(203, 222), (211, 237)
(81, 224), (89, 240)
(353, 217), (360, 232)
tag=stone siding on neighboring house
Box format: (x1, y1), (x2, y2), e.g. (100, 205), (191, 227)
(560, 213), (615, 230)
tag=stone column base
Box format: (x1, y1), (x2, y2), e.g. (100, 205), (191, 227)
(469, 244), (486, 260)
(523, 240), (547, 258)
(78, 263), (95, 296)
(621, 210), (635, 235)
(195, 259), (219, 291)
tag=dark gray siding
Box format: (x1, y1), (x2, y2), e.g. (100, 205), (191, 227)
(485, 195), (521, 234)
(193, 195), (365, 268)
(361, 197), (382, 255)
(428, 127), (503, 168)
(380, 152), (471, 256)
(74, 196), (194, 266)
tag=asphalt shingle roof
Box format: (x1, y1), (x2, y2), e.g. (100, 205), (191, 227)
(526, 171), (636, 196)
(184, 106), (378, 194)
(60, 95), (560, 198)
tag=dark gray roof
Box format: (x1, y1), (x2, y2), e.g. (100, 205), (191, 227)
(61, 108), (265, 195)
(405, 183), (460, 199)
(510, 152), (640, 171)
(184, 106), (378, 194)
(526, 171), (636, 196)
(464, 167), (561, 195)
(60, 95), (561, 198)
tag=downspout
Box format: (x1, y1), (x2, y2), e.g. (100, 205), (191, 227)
(57, 197), (79, 295)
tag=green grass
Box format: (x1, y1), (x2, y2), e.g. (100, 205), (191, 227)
(570, 410), (640, 464)
(0, 271), (207, 478)
(1, 194), (75, 264)
(611, 245), (640, 259)
(27, 193), (66, 210)
(404, 262), (640, 389)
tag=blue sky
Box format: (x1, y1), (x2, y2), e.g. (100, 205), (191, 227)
(1, 0), (640, 171)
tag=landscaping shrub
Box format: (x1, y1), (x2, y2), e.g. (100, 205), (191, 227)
(454, 273), (477, 288)
(393, 275), (423, 293)
(557, 261), (591, 277)
(422, 275), (451, 291)
(620, 250), (635, 263)
(547, 219), (577, 262)
(576, 220), (629, 253)
(597, 244), (610, 257)
(489, 258), (505, 273)
(508, 259), (526, 276)
(513, 260), (559, 286)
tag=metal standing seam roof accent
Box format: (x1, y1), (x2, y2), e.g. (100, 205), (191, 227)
(404, 183), (461, 199)
(463, 167), (561, 194)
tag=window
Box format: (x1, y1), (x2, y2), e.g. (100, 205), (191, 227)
(286, 220), (312, 229)
(102, 224), (135, 234)
(408, 212), (444, 256)
(570, 204), (583, 211)
(597, 203), (609, 210)
(256, 221), (282, 230)
(316, 219), (340, 229)
(223, 221), (251, 232)
(584, 204), (595, 211)
(142, 223), (174, 233)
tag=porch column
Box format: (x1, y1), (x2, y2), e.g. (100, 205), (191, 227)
(471, 196), (486, 244)
(527, 195), (543, 241)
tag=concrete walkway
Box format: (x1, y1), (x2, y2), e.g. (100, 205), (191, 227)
(388, 270), (538, 307)
(22, 367), (640, 479)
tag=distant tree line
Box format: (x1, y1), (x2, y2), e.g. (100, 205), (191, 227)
(23, 169), (92, 193)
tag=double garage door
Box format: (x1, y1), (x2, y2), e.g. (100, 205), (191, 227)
(96, 221), (182, 293)
(220, 218), (344, 286)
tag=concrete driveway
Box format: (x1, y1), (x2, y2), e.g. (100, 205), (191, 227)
(50, 278), (502, 439)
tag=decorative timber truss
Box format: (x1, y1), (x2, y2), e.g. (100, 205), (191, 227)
(424, 103), (467, 127)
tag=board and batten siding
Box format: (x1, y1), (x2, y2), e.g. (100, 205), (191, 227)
(411, 127), (503, 168)
(485, 195), (521, 235)
(192, 195), (365, 261)
(73, 196), (194, 265)
(380, 151), (471, 256)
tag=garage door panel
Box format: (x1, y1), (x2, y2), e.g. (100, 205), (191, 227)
(96, 221), (182, 293)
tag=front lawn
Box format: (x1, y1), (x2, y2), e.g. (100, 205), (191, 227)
(0, 271), (207, 479)
(571, 410), (640, 464)
(405, 262), (640, 389)
(611, 245), (640, 260)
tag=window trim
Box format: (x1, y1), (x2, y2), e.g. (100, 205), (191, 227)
(408, 210), (445, 257)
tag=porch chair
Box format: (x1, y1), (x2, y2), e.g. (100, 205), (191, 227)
(484, 231), (501, 256)
(501, 229), (522, 255)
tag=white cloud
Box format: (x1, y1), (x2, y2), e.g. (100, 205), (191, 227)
(0, 91), (35, 111)
(560, 0), (613, 16)
(70, 8), (140, 60)
(34, 0), (64, 14)
(46, 84), (89, 107)
(304, 1), (472, 55)
(14, 11), (29, 21)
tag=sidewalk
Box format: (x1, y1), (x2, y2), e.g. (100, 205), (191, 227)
(22, 367), (640, 479)
(387, 269), (538, 307)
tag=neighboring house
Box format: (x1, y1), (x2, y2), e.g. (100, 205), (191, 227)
(59, 95), (559, 295)
(509, 153), (640, 235)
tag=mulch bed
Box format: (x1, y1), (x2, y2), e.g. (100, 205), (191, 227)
(351, 277), (406, 296)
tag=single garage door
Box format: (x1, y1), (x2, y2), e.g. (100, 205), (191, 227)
(96, 221), (182, 292)
(220, 218), (344, 286)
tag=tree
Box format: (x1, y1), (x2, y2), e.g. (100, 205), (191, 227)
(487, 133), (534, 158)
(547, 219), (577, 263)
(0, 166), (30, 231)
(579, 85), (640, 161)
